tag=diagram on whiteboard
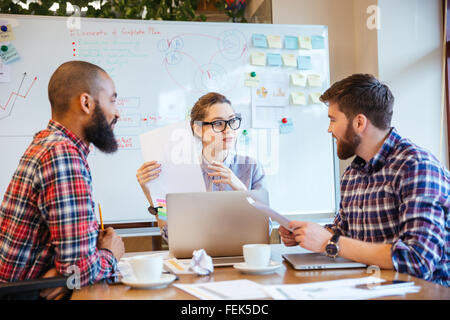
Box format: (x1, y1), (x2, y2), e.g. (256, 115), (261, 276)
(159, 30), (248, 93)
(0, 72), (37, 121)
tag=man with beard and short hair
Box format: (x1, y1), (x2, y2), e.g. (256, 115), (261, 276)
(0, 61), (125, 299)
(279, 74), (449, 287)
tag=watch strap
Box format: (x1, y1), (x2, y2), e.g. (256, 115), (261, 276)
(330, 234), (340, 244)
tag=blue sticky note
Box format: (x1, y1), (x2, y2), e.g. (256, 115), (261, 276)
(267, 53), (282, 67)
(280, 118), (294, 134)
(252, 34), (268, 48)
(239, 129), (251, 146)
(297, 56), (312, 70)
(284, 36), (298, 50)
(239, 132), (251, 145)
(311, 35), (325, 49)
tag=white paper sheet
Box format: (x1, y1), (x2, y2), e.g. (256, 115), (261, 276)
(139, 121), (206, 200)
(251, 73), (289, 129)
(174, 279), (270, 300)
(251, 104), (285, 129)
(247, 196), (291, 230)
(264, 276), (421, 300)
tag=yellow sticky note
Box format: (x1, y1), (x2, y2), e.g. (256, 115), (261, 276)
(290, 73), (306, 87)
(244, 72), (260, 87)
(250, 52), (266, 66)
(310, 92), (323, 104)
(299, 36), (312, 50)
(0, 25), (15, 43)
(267, 35), (282, 49)
(282, 54), (297, 67)
(307, 74), (323, 87)
(290, 92), (306, 105)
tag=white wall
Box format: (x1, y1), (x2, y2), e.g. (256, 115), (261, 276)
(377, 0), (448, 168)
(272, 0), (449, 171)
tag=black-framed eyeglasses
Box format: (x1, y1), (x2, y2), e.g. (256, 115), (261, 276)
(202, 116), (242, 133)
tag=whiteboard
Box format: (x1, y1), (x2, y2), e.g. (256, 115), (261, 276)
(0, 14), (339, 224)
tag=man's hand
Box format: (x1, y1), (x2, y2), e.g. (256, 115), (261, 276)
(289, 221), (333, 253)
(97, 227), (125, 261)
(278, 226), (298, 247)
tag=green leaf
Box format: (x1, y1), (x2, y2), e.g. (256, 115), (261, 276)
(4, 0), (218, 21)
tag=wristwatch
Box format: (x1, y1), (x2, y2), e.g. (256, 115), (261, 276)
(147, 206), (162, 216)
(325, 234), (340, 258)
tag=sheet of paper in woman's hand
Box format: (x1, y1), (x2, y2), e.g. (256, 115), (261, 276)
(139, 121), (206, 200)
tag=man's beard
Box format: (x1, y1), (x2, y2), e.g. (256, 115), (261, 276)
(336, 121), (361, 160)
(84, 102), (118, 154)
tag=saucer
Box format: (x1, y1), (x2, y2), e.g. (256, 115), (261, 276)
(121, 273), (177, 289)
(233, 261), (282, 274)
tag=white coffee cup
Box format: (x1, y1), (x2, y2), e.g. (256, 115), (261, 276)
(128, 254), (163, 282)
(243, 244), (271, 267)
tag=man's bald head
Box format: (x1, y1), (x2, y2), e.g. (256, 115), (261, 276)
(48, 61), (108, 116)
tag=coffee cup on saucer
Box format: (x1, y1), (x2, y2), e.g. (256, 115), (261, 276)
(243, 244), (271, 268)
(128, 254), (163, 283)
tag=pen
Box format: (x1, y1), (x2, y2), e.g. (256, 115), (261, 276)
(98, 203), (104, 231)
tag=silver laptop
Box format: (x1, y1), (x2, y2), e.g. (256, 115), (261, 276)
(283, 252), (366, 270)
(166, 190), (270, 266)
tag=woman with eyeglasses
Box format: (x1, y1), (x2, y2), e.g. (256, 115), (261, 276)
(136, 92), (266, 241)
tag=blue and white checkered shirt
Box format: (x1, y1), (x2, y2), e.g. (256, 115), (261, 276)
(327, 128), (449, 286)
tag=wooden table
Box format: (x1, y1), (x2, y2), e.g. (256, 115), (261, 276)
(71, 246), (450, 300)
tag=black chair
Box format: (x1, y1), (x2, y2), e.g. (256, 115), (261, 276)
(0, 276), (69, 300)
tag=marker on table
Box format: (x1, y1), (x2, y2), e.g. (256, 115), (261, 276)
(98, 203), (104, 231)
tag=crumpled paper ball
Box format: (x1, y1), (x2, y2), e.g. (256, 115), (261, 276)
(189, 249), (214, 275)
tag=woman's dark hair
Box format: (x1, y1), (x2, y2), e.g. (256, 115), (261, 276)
(320, 74), (394, 130)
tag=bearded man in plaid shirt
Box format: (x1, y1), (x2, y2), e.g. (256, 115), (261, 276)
(279, 74), (449, 287)
(0, 61), (125, 299)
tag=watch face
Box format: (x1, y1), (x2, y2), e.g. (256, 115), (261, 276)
(326, 243), (338, 256)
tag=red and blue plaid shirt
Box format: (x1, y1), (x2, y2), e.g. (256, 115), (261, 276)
(327, 128), (449, 287)
(0, 120), (118, 287)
